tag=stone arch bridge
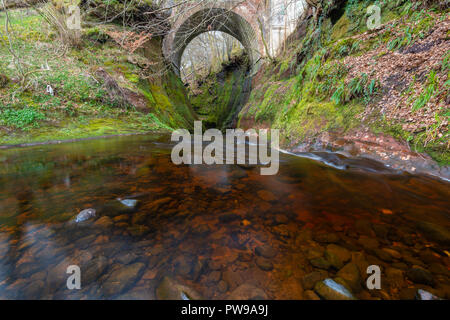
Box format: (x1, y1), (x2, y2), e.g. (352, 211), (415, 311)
(162, 0), (305, 76)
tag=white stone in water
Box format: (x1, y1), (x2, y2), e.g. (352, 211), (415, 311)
(118, 198), (138, 208)
(323, 278), (355, 299)
(416, 289), (441, 300)
(75, 208), (96, 223)
(180, 291), (190, 300)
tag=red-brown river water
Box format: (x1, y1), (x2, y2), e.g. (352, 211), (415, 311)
(0, 134), (449, 299)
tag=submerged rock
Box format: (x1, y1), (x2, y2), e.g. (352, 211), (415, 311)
(309, 257), (331, 270)
(325, 244), (350, 269)
(206, 271), (221, 284)
(415, 289), (442, 300)
(257, 190), (276, 202)
(75, 208), (96, 223)
(218, 280), (228, 293)
(101, 262), (145, 296)
(415, 221), (450, 246)
(336, 263), (362, 293)
(227, 283), (268, 300)
(94, 216), (113, 228)
(255, 244), (277, 259)
(83, 256), (109, 285)
(255, 257), (273, 271)
(302, 271), (328, 290)
(326, 244), (351, 263)
(381, 248), (402, 260)
(156, 276), (202, 300)
(406, 265), (435, 286)
(304, 290), (321, 300)
(313, 232), (339, 243)
(314, 278), (356, 300)
(357, 236), (379, 250)
(385, 267), (405, 288)
(118, 198), (139, 208)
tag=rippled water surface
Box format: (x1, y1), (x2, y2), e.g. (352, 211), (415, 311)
(0, 134), (449, 300)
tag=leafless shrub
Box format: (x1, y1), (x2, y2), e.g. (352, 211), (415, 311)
(31, 1), (82, 48)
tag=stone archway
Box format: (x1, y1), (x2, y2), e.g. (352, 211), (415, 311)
(163, 5), (266, 76)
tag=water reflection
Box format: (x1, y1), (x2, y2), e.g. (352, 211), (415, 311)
(0, 134), (449, 300)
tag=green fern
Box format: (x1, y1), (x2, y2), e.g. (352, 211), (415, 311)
(412, 70), (438, 112)
(331, 82), (346, 105)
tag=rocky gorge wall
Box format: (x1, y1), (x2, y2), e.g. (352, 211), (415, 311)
(237, 0), (450, 179)
(188, 55), (252, 130)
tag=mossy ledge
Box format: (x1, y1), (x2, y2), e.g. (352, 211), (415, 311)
(237, 0), (449, 177)
(0, 9), (196, 146)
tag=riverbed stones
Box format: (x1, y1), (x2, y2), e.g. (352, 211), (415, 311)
(207, 271), (221, 283)
(16, 262), (41, 277)
(227, 283), (268, 300)
(142, 268), (158, 280)
(296, 229), (313, 243)
(306, 246), (325, 260)
(325, 244), (351, 269)
(218, 280), (228, 293)
(314, 278), (356, 300)
(304, 290), (320, 300)
(415, 289), (442, 300)
(94, 216), (113, 228)
(357, 236), (379, 250)
(118, 198), (138, 208)
(181, 258), (204, 281)
(30, 270), (47, 282)
(374, 248), (393, 262)
(75, 208), (96, 223)
(372, 224), (390, 239)
(355, 220), (375, 237)
(23, 280), (44, 299)
(255, 257), (274, 271)
(271, 225), (291, 240)
(117, 287), (155, 300)
(382, 248), (402, 260)
(399, 287), (418, 300)
(406, 265), (435, 286)
(208, 259), (222, 271)
(313, 232), (339, 243)
(429, 263), (450, 276)
(46, 257), (79, 289)
(132, 211), (149, 225)
(415, 221), (450, 246)
(337, 263), (362, 293)
(115, 252), (138, 265)
(403, 252), (426, 267)
(386, 267), (405, 288)
(222, 269), (244, 289)
(156, 276), (202, 300)
(149, 197), (172, 211)
(113, 214), (129, 222)
(309, 257), (331, 270)
(255, 244), (277, 259)
(101, 262), (145, 296)
(302, 271), (328, 290)
(238, 252), (253, 262)
(418, 249), (441, 265)
(218, 213), (240, 223)
(398, 228), (415, 246)
(257, 190), (276, 202)
(174, 256), (194, 277)
(274, 214), (289, 225)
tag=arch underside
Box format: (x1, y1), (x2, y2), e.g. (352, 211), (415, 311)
(166, 8), (261, 75)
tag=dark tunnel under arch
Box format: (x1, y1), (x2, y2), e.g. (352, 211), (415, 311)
(163, 7), (261, 76)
